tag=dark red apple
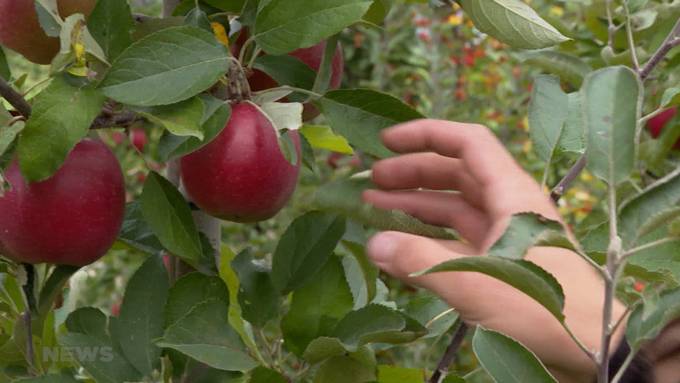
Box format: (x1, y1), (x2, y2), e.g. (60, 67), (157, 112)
(130, 128), (148, 152)
(0, 139), (125, 266)
(0, 0), (96, 64)
(180, 102), (301, 223)
(647, 107), (679, 149)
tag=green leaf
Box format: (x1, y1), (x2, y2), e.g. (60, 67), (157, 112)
(17, 76), (105, 182)
(109, 256), (169, 376)
(254, 0), (373, 55)
(62, 308), (143, 383)
(13, 375), (79, 383)
(472, 327), (557, 383)
(489, 213), (574, 259)
(520, 50), (592, 88)
(0, 47), (10, 80)
(626, 288), (680, 350)
(135, 97), (205, 139)
(184, 7), (212, 31)
(249, 367), (287, 383)
(118, 201), (165, 255)
(101, 26), (229, 106)
(281, 257), (353, 356)
(363, 0), (393, 26)
(460, 0), (569, 49)
(529, 75), (570, 162)
(253, 55), (316, 101)
(318, 89), (424, 158)
(377, 365), (424, 383)
(582, 66), (642, 186)
(314, 178), (456, 240)
(158, 95), (231, 160)
(218, 245), (266, 364)
(402, 294), (458, 339)
(232, 251), (279, 328)
(661, 88), (680, 108)
(271, 211), (346, 293)
(442, 375), (466, 383)
(300, 125), (353, 154)
(416, 257), (565, 321)
(332, 304), (425, 347)
(313, 355), (377, 383)
(619, 168), (680, 247)
(312, 35), (339, 95)
(158, 273), (257, 372)
(88, 0), (134, 61)
(38, 265), (79, 317)
(140, 172), (203, 264)
(0, 122), (24, 160)
(342, 241), (379, 306)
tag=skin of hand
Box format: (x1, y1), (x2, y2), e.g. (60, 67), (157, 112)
(362, 120), (627, 383)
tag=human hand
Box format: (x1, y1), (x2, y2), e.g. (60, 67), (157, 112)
(363, 120), (626, 382)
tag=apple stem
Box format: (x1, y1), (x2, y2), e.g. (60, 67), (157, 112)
(639, 18), (680, 81)
(21, 263), (37, 372)
(227, 60), (252, 102)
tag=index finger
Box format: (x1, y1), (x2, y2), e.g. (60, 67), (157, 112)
(382, 119), (525, 187)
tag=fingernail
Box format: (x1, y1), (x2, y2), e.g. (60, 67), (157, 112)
(367, 232), (401, 264)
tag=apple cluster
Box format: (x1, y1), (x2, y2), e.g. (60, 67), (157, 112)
(0, 2), (345, 268)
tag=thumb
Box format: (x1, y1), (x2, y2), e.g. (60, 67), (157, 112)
(367, 231), (473, 295)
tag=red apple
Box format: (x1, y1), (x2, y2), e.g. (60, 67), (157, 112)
(0, 0), (96, 64)
(0, 139), (125, 266)
(180, 102), (301, 223)
(647, 107), (679, 149)
(111, 302), (121, 317)
(111, 131), (125, 145)
(130, 128), (148, 152)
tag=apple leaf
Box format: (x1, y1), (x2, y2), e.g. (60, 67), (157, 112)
(627, 288), (680, 350)
(489, 213), (575, 260)
(0, 122), (24, 160)
(109, 256), (168, 376)
(661, 87), (680, 108)
(158, 95), (231, 161)
(253, 55), (316, 102)
(521, 50), (592, 88)
(88, 0), (135, 61)
(249, 367), (287, 383)
(135, 96), (205, 139)
(582, 66), (642, 186)
(281, 257), (353, 356)
(312, 34), (339, 95)
(61, 308), (143, 383)
(271, 211), (346, 293)
(415, 257), (565, 321)
(460, 0), (569, 49)
(254, 0), (373, 55)
(158, 273), (257, 372)
(101, 26), (229, 106)
(231, 250), (279, 328)
(619, 168), (680, 247)
(18, 76), (105, 182)
(0, 47), (10, 80)
(529, 75), (570, 163)
(313, 355), (377, 383)
(13, 376), (79, 383)
(472, 327), (557, 383)
(140, 172), (203, 264)
(317, 89), (424, 158)
(300, 125), (353, 154)
(377, 365), (425, 383)
(37, 265), (79, 317)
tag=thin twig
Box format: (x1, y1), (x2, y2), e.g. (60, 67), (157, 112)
(21, 264), (37, 372)
(90, 111), (140, 129)
(622, 1), (640, 71)
(639, 18), (680, 81)
(605, 0), (616, 48)
(429, 322), (469, 383)
(621, 237), (680, 260)
(611, 348), (637, 383)
(0, 76), (32, 118)
(561, 322), (597, 362)
(550, 155), (587, 202)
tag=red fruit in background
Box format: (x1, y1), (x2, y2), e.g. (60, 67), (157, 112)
(111, 131), (125, 145)
(111, 302), (121, 317)
(181, 102), (301, 223)
(130, 128), (148, 152)
(0, 0), (96, 64)
(646, 107), (679, 149)
(0, 139), (125, 266)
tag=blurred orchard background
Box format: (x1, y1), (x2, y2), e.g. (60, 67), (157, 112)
(3, 0), (677, 380)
